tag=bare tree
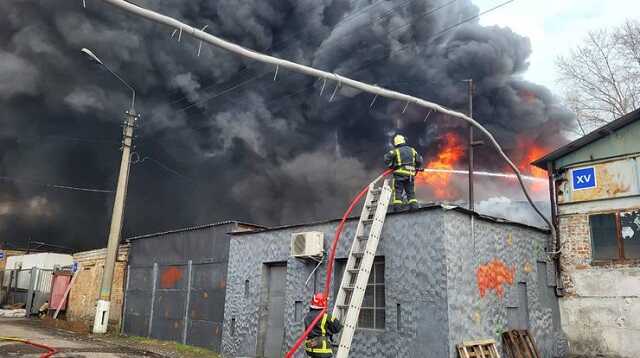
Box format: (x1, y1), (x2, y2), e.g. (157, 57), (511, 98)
(557, 20), (640, 133)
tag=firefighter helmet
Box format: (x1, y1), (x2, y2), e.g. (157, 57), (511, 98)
(310, 292), (327, 309)
(393, 134), (406, 146)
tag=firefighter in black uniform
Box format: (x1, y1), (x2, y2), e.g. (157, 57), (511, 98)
(304, 293), (343, 357)
(384, 134), (424, 210)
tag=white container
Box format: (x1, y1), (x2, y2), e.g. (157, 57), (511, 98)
(5, 253), (73, 289)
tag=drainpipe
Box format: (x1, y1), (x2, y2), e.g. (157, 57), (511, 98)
(547, 161), (564, 296)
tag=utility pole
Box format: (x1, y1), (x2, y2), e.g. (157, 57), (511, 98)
(81, 48), (138, 334)
(94, 108), (137, 333)
(463, 79), (475, 211)
(463, 79), (483, 212)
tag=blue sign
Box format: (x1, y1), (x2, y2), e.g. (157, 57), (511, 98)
(0, 251), (4, 260)
(71, 261), (79, 273)
(572, 167), (597, 190)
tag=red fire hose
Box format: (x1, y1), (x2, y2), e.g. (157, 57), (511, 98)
(0, 336), (58, 357)
(285, 169), (393, 358)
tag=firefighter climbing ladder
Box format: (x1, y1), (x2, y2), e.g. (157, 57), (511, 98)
(332, 178), (392, 358)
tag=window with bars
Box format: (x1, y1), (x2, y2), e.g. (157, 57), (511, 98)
(334, 257), (385, 330)
(589, 210), (640, 261)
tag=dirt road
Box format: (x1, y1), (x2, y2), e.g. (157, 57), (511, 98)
(0, 317), (162, 357)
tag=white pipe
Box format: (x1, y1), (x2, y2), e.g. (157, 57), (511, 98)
(96, 0), (556, 241)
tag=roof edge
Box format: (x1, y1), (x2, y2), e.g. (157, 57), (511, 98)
(230, 203), (550, 236)
(532, 108), (640, 169)
(126, 220), (267, 241)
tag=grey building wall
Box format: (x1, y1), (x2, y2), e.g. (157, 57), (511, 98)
(222, 207), (566, 358)
(124, 222), (250, 352)
(444, 211), (566, 357)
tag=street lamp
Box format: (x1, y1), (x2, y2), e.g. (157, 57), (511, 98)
(81, 48), (136, 111)
(82, 48), (139, 334)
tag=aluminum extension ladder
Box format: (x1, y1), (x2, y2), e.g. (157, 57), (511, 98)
(332, 178), (392, 358)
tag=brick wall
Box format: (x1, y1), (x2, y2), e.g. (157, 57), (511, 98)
(67, 245), (129, 330)
(558, 214), (591, 295)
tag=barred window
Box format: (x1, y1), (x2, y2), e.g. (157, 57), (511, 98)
(358, 258), (385, 330)
(334, 257), (385, 330)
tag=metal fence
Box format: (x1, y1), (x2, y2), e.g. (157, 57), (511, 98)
(123, 260), (226, 351)
(0, 268), (53, 315)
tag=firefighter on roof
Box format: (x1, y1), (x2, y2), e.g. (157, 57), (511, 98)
(304, 293), (343, 357)
(384, 134), (424, 210)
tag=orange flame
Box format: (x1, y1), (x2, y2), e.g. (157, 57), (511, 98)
(416, 132), (465, 199)
(514, 136), (549, 192)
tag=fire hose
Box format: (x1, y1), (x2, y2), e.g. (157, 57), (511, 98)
(285, 169), (393, 358)
(0, 336), (58, 358)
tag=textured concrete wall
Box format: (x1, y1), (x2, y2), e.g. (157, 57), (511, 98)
(558, 213), (640, 357)
(223, 208), (565, 358)
(67, 245), (129, 330)
(223, 209), (449, 358)
(444, 211), (566, 357)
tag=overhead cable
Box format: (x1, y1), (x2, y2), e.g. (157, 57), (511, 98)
(0, 175), (114, 194)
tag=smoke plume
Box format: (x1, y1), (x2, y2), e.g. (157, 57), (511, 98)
(0, 0), (573, 250)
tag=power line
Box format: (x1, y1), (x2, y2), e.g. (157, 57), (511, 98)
(0, 175), (114, 194)
(168, 0), (427, 107)
(14, 134), (120, 146)
(171, 0), (461, 113)
(172, 0), (513, 121)
(131, 154), (194, 182)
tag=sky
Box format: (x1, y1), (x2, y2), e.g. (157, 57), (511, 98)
(474, 0), (640, 94)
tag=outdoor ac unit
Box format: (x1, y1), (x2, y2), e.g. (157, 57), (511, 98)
(291, 231), (324, 258)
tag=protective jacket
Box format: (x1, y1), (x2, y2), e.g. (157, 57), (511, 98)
(304, 309), (343, 357)
(384, 144), (423, 177)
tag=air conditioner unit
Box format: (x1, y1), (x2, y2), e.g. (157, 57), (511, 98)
(291, 231), (324, 258)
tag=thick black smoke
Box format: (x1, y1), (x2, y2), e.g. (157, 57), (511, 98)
(0, 0), (573, 250)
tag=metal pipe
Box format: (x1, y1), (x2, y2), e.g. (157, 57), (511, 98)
(95, 0), (555, 239)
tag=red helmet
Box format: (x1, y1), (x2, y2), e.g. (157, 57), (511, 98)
(310, 293), (327, 309)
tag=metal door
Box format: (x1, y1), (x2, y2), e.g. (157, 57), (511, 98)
(261, 264), (286, 358)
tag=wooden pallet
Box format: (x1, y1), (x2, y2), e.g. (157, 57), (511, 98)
(457, 339), (500, 358)
(502, 330), (540, 358)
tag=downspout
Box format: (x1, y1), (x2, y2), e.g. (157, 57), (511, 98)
(547, 161), (564, 296)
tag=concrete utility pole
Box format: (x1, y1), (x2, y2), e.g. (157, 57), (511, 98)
(463, 79), (475, 211)
(81, 48), (138, 334)
(463, 79), (483, 212)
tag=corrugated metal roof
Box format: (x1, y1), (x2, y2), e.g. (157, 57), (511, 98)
(229, 203), (550, 236)
(126, 220), (267, 241)
(532, 108), (640, 169)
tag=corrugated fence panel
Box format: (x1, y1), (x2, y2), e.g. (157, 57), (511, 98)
(152, 264), (188, 342)
(187, 262), (227, 350)
(123, 266), (153, 337)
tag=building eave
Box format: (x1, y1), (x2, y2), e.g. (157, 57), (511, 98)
(532, 108), (640, 170)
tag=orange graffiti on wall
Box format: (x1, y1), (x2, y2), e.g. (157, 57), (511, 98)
(476, 259), (515, 298)
(160, 266), (184, 289)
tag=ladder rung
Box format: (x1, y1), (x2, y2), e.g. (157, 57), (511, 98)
(347, 268), (360, 274)
(362, 219), (374, 225)
(336, 304), (349, 309)
(352, 252), (364, 258)
(342, 286), (354, 291)
(356, 235), (367, 241)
